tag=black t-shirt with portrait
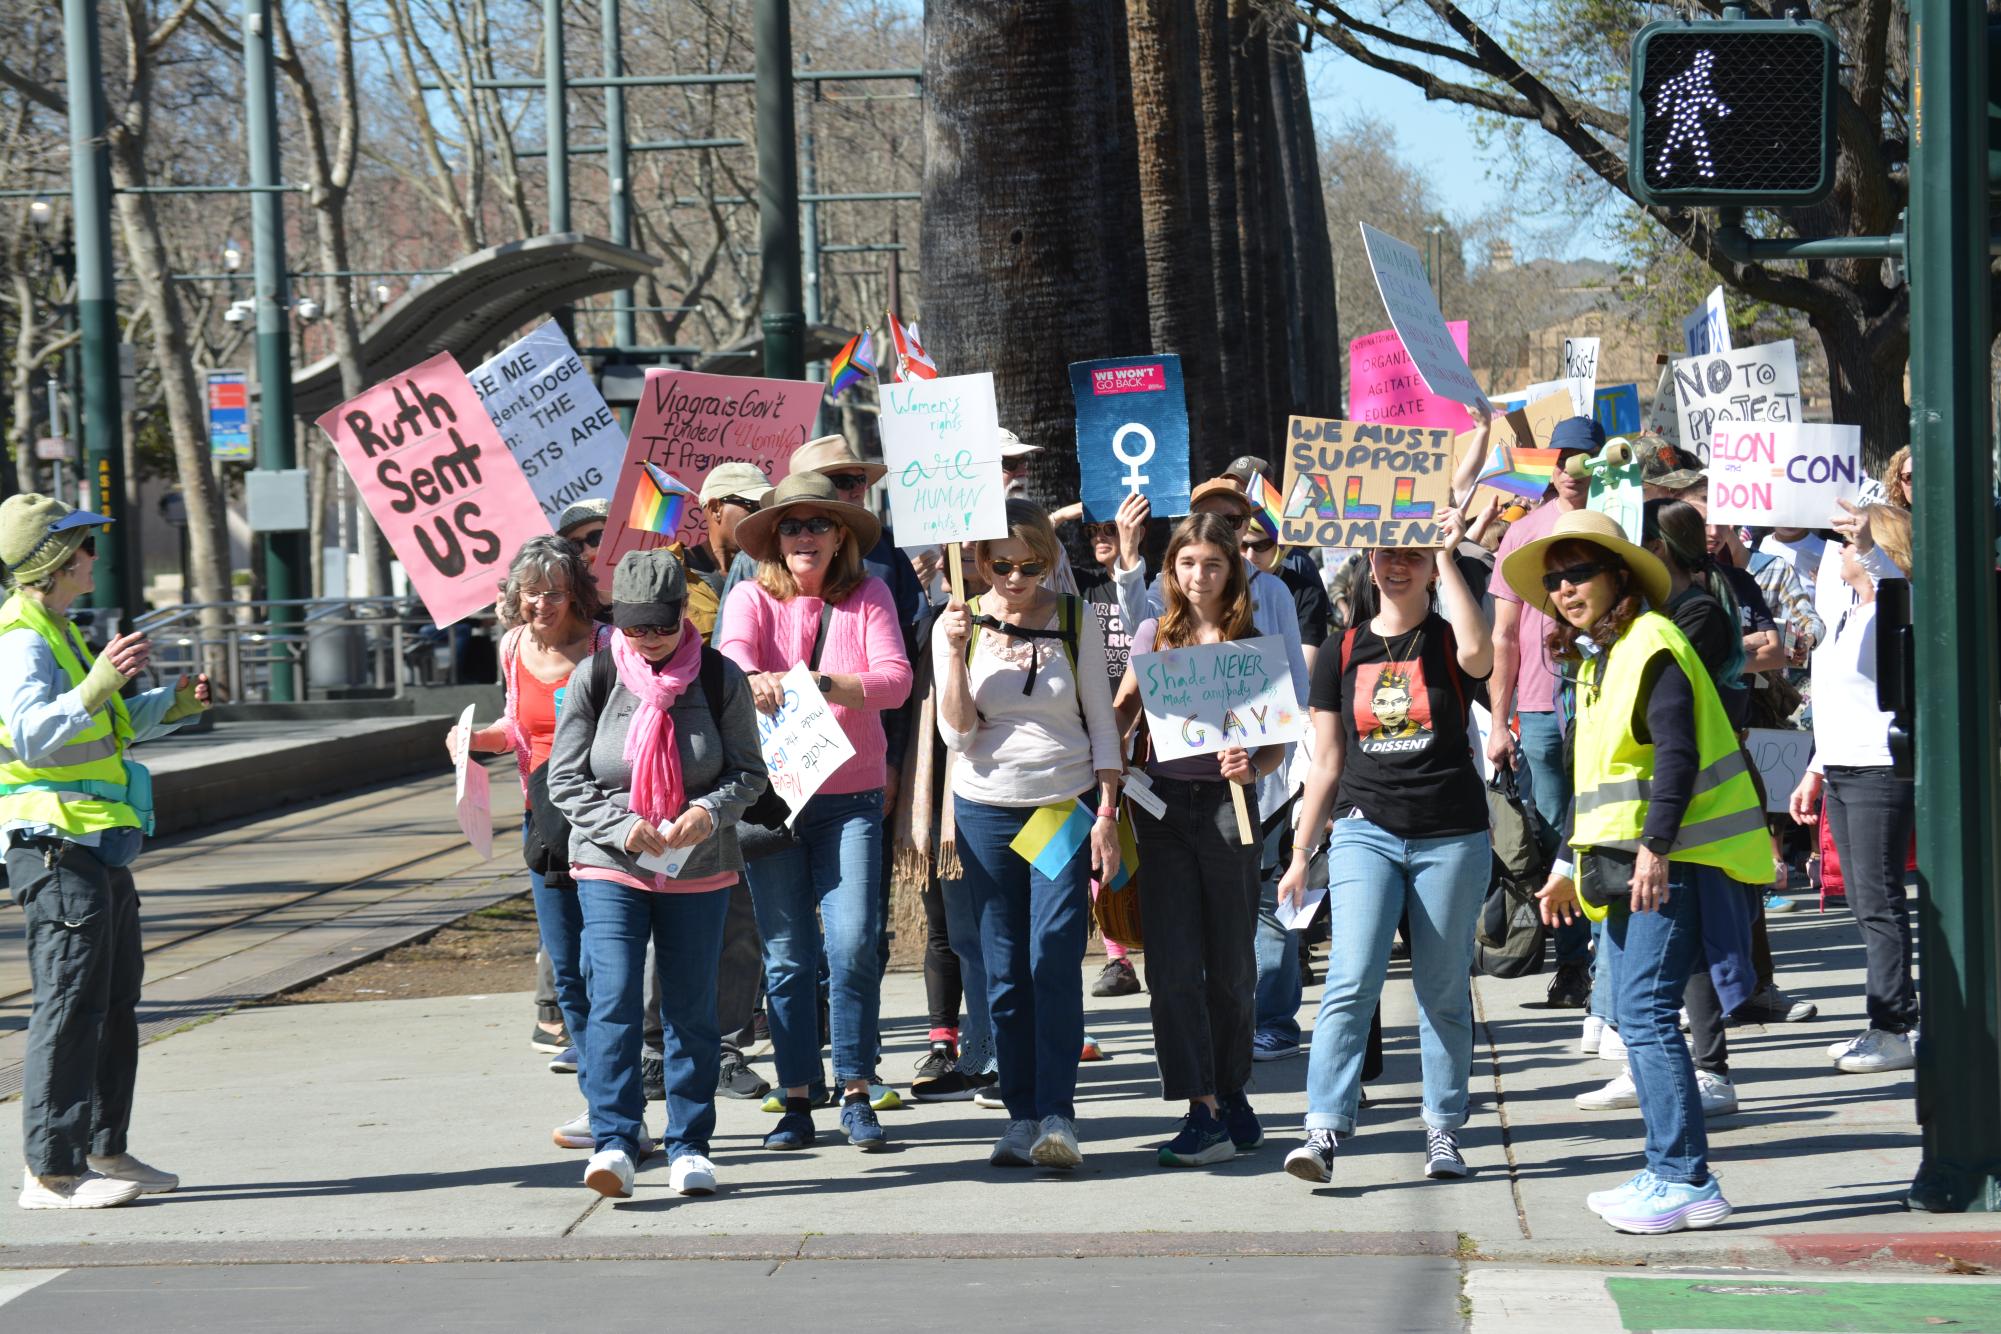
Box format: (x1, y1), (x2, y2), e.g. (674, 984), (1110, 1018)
(1309, 612), (1490, 840)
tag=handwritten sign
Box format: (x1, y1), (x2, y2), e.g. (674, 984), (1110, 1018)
(1347, 324), (1475, 433)
(1359, 222), (1486, 408)
(1646, 364), (1682, 447)
(318, 351), (552, 627)
(1281, 416), (1453, 549)
(1683, 284), (1731, 357)
(878, 371), (1008, 547)
(468, 320), (624, 527)
(1092, 599), (1131, 695)
(452, 703), (494, 857)
(1745, 726), (1812, 814)
(1708, 423), (1863, 528)
(1562, 336), (1601, 398)
(602, 369), (821, 575)
(1070, 355), (1191, 522)
(756, 663), (857, 822)
(1135, 633), (1308, 762)
(1672, 339), (1800, 462)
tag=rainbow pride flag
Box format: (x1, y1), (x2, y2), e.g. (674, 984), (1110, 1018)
(1476, 441), (1563, 499)
(1246, 472), (1284, 540)
(827, 329), (877, 400)
(629, 460), (700, 535)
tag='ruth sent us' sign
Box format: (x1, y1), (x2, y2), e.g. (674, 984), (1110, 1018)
(1135, 634), (1308, 762)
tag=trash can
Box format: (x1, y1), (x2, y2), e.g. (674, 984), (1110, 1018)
(305, 600), (365, 693)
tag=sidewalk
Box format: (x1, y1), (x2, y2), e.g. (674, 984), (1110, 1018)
(1, 905), (1992, 1272)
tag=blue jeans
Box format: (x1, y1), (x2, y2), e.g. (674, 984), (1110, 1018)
(1601, 857), (1709, 1185)
(527, 825), (590, 1069)
(576, 880), (730, 1162)
(743, 789), (885, 1089)
(1589, 918), (1614, 1023)
(953, 797), (1091, 1120)
(1305, 816), (1489, 1136)
(1516, 709), (1591, 966)
(939, 873), (996, 1075)
(1253, 820), (1301, 1044)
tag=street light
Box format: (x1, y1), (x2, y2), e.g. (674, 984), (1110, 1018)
(222, 239), (244, 272)
(27, 196), (51, 230)
(372, 281), (393, 306)
(295, 296), (321, 322)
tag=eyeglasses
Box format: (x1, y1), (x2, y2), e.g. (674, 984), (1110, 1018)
(1000, 457), (1031, 475)
(1240, 536), (1277, 554)
(78, 535), (96, 557)
(988, 559), (1047, 578)
(1085, 522), (1119, 541)
(713, 495), (762, 513)
(620, 619), (682, 640)
(1541, 560), (1611, 593)
(777, 516), (838, 537)
(521, 588), (569, 605)
(824, 472), (869, 492)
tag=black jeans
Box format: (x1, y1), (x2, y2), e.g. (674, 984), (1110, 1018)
(1824, 764), (1919, 1033)
(1132, 775), (1261, 1102)
(919, 868), (962, 1035)
(9, 840), (143, 1178)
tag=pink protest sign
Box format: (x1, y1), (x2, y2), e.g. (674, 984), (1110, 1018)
(1347, 324), (1475, 433)
(317, 351), (552, 627)
(599, 369), (823, 579)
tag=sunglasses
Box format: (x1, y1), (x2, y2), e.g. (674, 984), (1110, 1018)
(1085, 522), (1119, 541)
(620, 619), (682, 640)
(777, 516), (838, 538)
(1541, 560), (1611, 593)
(713, 495), (762, 513)
(988, 559), (1047, 578)
(1900, 471), (1913, 483)
(1241, 536), (1277, 554)
(1000, 457), (1031, 475)
(575, 528), (604, 549)
(824, 472), (870, 492)
(78, 535), (96, 557)
(1215, 511), (1252, 531)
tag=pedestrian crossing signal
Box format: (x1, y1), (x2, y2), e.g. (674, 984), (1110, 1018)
(1629, 19), (1839, 207)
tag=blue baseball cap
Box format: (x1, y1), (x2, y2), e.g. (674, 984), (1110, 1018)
(1549, 416), (1607, 456)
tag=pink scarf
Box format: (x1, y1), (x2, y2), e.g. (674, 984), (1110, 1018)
(612, 628), (701, 827)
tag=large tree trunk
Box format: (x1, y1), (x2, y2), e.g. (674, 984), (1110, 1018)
(921, 0), (1148, 514)
(1193, 0), (1248, 462)
(1271, 41), (1341, 414)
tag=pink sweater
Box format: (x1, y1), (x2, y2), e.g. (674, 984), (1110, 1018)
(718, 575), (913, 795)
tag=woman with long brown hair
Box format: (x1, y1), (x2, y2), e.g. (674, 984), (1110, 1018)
(1114, 512), (1287, 1168)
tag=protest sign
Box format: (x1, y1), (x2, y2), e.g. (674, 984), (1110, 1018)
(878, 371), (1009, 548)
(1645, 364), (1682, 446)
(1683, 284), (1732, 356)
(1708, 423), (1863, 528)
(318, 350), (551, 627)
(452, 703), (493, 858)
(1562, 336), (1601, 397)
(600, 369), (821, 576)
(1594, 383), (1642, 436)
(1133, 633), (1308, 843)
(1359, 222), (1486, 408)
(1672, 340), (1802, 462)
(1347, 324), (1476, 433)
(1070, 355), (1191, 522)
(468, 320), (625, 527)
(755, 663), (858, 823)
(1280, 416), (1454, 549)
(1092, 599), (1132, 696)
(1745, 727), (1813, 814)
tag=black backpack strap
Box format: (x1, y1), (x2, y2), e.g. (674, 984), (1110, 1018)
(808, 599), (835, 671)
(698, 645), (728, 720)
(587, 646), (615, 715)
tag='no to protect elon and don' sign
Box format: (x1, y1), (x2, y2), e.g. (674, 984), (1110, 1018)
(1280, 416), (1455, 549)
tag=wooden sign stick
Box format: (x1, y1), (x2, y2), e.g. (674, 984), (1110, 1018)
(947, 542), (966, 602)
(1229, 780), (1254, 846)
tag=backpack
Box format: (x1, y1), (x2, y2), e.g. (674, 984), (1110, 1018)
(965, 593), (1084, 679)
(1474, 765), (1554, 978)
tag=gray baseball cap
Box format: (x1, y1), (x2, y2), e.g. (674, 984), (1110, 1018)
(610, 547), (687, 629)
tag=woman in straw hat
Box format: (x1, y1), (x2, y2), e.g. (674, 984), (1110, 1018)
(1505, 509), (1771, 1236)
(718, 472), (913, 1153)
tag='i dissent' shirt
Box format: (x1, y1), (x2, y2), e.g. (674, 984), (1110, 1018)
(1310, 613), (1489, 839)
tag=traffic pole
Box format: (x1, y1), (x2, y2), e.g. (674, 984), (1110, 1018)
(1905, 0), (2001, 1212)
(755, 0), (804, 381)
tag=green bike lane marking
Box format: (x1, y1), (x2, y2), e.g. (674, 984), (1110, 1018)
(1607, 1278), (2001, 1332)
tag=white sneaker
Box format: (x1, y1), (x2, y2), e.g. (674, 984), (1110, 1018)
(19, 1168), (142, 1210)
(1030, 1114), (1083, 1169)
(1677, 1007), (1691, 1032)
(990, 1119), (1037, 1167)
(1836, 1028), (1916, 1074)
(584, 1148), (635, 1198)
(1576, 1065), (1639, 1110)
(1827, 1031), (1866, 1060)
(669, 1153), (717, 1196)
(1580, 1015), (1606, 1055)
(1696, 1070), (1739, 1116)
(1598, 1026), (1627, 1061)
(552, 1110), (593, 1150)
(86, 1152), (178, 1194)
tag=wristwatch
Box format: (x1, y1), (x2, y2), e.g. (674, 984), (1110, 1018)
(816, 674), (834, 694)
(1640, 834), (1673, 856)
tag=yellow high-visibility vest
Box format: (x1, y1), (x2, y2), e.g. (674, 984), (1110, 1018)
(0, 592), (141, 836)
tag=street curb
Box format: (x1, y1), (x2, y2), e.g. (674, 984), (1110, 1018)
(1467, 1231), (2001, 1274)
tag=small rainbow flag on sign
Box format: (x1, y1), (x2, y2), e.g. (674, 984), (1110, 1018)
(629, 460), (700, 535)
(1475, 441), (1563, 499)
(1246, 472), (1284, 540)
(827, 328), (877, 400)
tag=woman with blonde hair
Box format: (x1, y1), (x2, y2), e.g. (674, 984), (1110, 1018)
(1115, 512), (1287, 1167)
(1879, 447), (1913, 511)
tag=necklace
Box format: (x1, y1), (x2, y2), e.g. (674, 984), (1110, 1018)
(1372, 616), (1423, 666)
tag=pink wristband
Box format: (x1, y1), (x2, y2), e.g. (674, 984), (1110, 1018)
(1097, 805), (1118, 820)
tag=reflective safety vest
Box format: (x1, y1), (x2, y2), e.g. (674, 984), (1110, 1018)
(1572, 610), (1773, 891)
(0, 592), (141, 836)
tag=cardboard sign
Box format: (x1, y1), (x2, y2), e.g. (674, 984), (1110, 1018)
(1708, 424), (1864, 528)
(1562, 336), (1601, 397)
(452, 703), (494, 858)
(1646, 364), (1681, 447)
(1683, 284), (1732, 357)
(1595, 383), (1642, 436)
(318, 351), (552, 627)
(1347, 324), (1475, 433)
(878, 372), (1009, 547)
(1745, 726), (1812, 814)
(1359, 222), (1486, 408)
(755, 662), (858, 821)
(468, 320), (625, 527)
(1070, 355), (1192, 522)
(1672, 339), (1800, 461)
(1280, 416), (1454, 549)
(1135, 633), (1309, 762)
(602, 369), (821, 576)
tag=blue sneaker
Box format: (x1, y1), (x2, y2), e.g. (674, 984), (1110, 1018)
(1158, 1104), (1234, 1168)
(1251, 1030), (1303, 1062)
(1600, 1174), (1733, 1234)
(1762, 891), (1796, 914)
(841, 1095), (888, 1151)
(764, 1108), (816, 1151)
(1219, 1092), (1263, 1151)
(1585, 1170), (1657, 1215)
(548, 1045), (578, 1074)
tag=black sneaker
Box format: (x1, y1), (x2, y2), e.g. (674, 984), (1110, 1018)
(1219, 1091), (1263, 1152)
(750, 1010), (770, 1047)
(910, 1069), (982, 1103)
(1424, 1127), (1467, 1179)
(1545, 960), (1591, 1008)
(1090, 958), (1141, 997)
(718, 1049), (770, 1100)
(642, 1048), (665, 1102)
(531, 1022), (570, 1055)
(911, 1040), (957, 1093)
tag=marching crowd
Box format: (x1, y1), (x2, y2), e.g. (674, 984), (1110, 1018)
(2, 412), (1920, 1233)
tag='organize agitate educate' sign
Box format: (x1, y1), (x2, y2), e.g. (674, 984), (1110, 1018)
(1347, 324), (1475, 433)
(1280, 415), (1455, 549)
(1135, 633), (1309, 762)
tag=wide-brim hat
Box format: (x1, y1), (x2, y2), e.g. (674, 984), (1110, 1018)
(997, 428), (1041, 459)
(0, 494), (114, 585)
(788, 434), (887, 488)
(1499, 507), (1672, 611)
(733, 470), (883, 564)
